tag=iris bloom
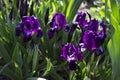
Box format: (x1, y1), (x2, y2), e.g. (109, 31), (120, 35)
(76, 12), (91, 30)
(76, 12), (106, 51)
(83, 20), (106, 51)
(61, 43), (83, 70)
(16, 16), (43, 42)
(48, 13), (67, 39)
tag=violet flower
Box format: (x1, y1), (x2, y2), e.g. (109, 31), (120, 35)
(61, 43), (83, 70)
(48, 13), (67, 39)
(16, 16), (43, 42)
(76, 12), (106, 52)
(64, 24), (70, 32)
(76, 12), (91, 30)
(83, 20), (106, 51)
(83, 30), (102, 51)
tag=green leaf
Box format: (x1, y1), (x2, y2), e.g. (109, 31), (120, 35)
(0, 42), (11, 63)
(66, 0), (74, 19)
(110, 0), (120, 22)
(66, 0), (83, 22)
(107, 24), (120, 80)
(26, 49), (34, 65)
(0, 65), (17, 80)
(49, 70), (64, 80)
(43, 58), (52, 76)
(69, 71), (76, 80)
(107, 0), (120, 79)
(12, 43), (23, 67)
(14, 62), (23, 80)
(32, 45), (39, 72)
(12, 43), (23, 80)
(0, 61), (12, 73)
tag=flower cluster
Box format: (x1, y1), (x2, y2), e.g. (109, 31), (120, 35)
(76, 12), (106, 51)
(61, 12), (107, 70)
(61, 43), (83, 70)
(16, 16), (43, 42)
(16, 12), (107, 70)
(47, 13), (67, 39)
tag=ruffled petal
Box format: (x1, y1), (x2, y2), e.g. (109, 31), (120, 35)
(68, 60), (77, 70)
(37, 29), (43, 38)
(47, 28), (56, 39)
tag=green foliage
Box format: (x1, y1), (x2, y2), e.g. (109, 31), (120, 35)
(107, 0), (120, 79)
(66, 0), (83, 22)
(43, 58), (53, 76)
(0, 0), (113, 80)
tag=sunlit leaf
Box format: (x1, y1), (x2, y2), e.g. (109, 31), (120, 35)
(43, 57), (52, 76)
(66, 0), (83, 22)
(107, 0), (120, 79)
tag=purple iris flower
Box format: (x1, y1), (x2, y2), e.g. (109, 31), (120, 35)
(64, 24), (70, 32)
(76, 12), (106, 51)
(83, 30), (102, 51)
(83, 19), (106, 51)
(47, 28), (56, 39)
(48, 13), (67, 39)
(16, 16), (43, 42)
(76, 12), (91, 30)
(61, 43), (83, 70)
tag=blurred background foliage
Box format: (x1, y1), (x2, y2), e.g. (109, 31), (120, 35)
(0, 0), (119, 80)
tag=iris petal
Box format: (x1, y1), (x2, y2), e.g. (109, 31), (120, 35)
(68, 60), (77, 70)
(37, 29), (43, 38)
(83, 30), (101, 51)
(48, 13), (67, 39)
(47, 28), (56, 39)
(76, 12), (106, 51)
(16, 16), (43, 42)
(61, 43), (83, 70)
